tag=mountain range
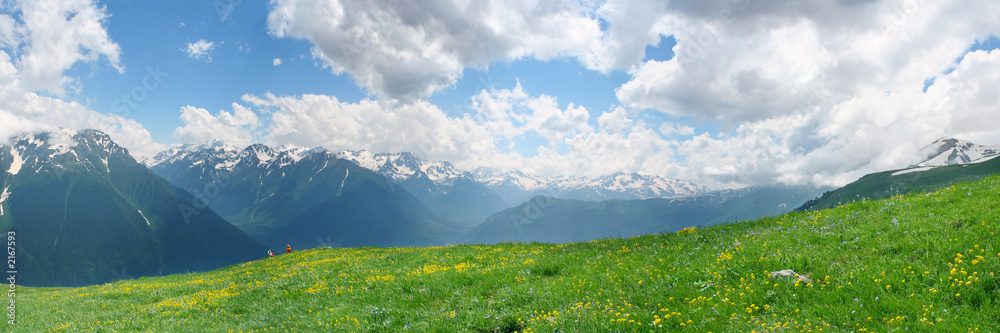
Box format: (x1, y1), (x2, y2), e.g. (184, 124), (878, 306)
(464, 184), (825, 244)
(334, 150), (507, 227)
(0, 130), (265, 287)
(472, 168), (706, 205)
(334, 150), (706, 207)
(145, 142), (750, 250)
(146, 142), (451, 251)
(148, 143), (709, 229)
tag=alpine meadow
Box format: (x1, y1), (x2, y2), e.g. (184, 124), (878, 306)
(18, 175), (1000, 331)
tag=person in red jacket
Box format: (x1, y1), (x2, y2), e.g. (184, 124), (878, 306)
(286, 245), (292, 253)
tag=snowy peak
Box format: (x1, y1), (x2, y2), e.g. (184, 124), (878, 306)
(336, 150), (469, 183)
(146, 141), (334, 172)
(2, 129), (131, 180)
(474, 168), (548, 192)
(551, 172), (704, 199)
(916, 137), (1000, 167)
(76, 129), (128, 156)
(145, 141), (240, 169)
(145, 140), (706, 205)
(472, 168), (705, 203)
(240, 144), (277, 164)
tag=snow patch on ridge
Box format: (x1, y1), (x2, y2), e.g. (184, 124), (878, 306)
(7, 148), (22, 176)
(138, 209), (150, 226)
(341, 168), (349, 189)
(0, 187), (9, 216)
(891, 166), (936, 176)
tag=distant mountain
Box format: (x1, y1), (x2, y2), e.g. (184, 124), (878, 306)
(465, 184), (825, 244)
(799, 149), (1000, 211)
(473, 168), (706, 205)
(335, 151), (507, 227)
(915, 137), (1000, 167)
(146, 143), (453, 250)
(332, 151), (706, 218)
(0, 130), (266, 287)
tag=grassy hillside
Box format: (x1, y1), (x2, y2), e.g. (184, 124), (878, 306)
(17, 175), (1000, 331)
(798, 156), (1000, 211)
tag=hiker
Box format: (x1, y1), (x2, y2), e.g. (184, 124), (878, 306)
(268, 249), (275, 258)
(286, 245), (292, 253)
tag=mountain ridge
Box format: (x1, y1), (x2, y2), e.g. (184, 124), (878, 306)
(148, 142), (709, 227)
(1, 129), (266, 287)
(146, 141), (454, 250)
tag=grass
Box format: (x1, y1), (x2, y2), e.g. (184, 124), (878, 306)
(16, 175), (1000, 332)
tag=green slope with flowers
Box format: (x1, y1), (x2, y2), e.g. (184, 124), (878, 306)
(16, 175), (1000, 332)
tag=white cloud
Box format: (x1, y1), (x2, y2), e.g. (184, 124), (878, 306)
(469, 83), (592, 144)
(927, 50), (1000, 144)
(237, 93), (496, 164)
(658, 122), (694, 137)
(173, 104), (261, 148)
(0, 1), (161, 158)
(184, 39), (215, 62)
(0, 48), (163, 158)
(610, 0), (1000, 187)
(266, 0), (609, 101)
(9, 0), (123, 96)
(272, 58), (283, 66)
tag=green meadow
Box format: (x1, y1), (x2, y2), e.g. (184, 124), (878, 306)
(17, 175), (1000, 332)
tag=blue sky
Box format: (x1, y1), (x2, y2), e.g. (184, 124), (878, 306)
(2, 0), (1000, 188)
(69, 0), (364, 140)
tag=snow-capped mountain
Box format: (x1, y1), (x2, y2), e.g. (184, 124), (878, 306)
(147, 141), (708, 227)
(145, 141), (330, 172)
(334, 152), (707, 203)
(335, 151), (510, 226)
(473, 168), (706, 205)
(553, 172), (706, 200)
(149, 144), (507, 228)
(1, 129), (265, 286)
(916, 137), (1000, 167)
(146, 142), (458, 249)
(336, 150), (468, 184)
(2, 128), (129, 182)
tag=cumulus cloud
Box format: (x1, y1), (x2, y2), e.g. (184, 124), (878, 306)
(0, 0), (162, 158)
(174, 104), (261, 148)
(469, 83), (592, 144)
(266, 0), (609, 101)
(609, 0), (1000, 187)
(184, 39), (215, 62)
(272, 58), (283, 66)
(658, 122), (695, 137)
(9, 0), (123, 96)
(238, 94), (493, 164)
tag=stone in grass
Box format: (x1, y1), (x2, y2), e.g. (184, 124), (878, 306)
(770, 269), (812, 284)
